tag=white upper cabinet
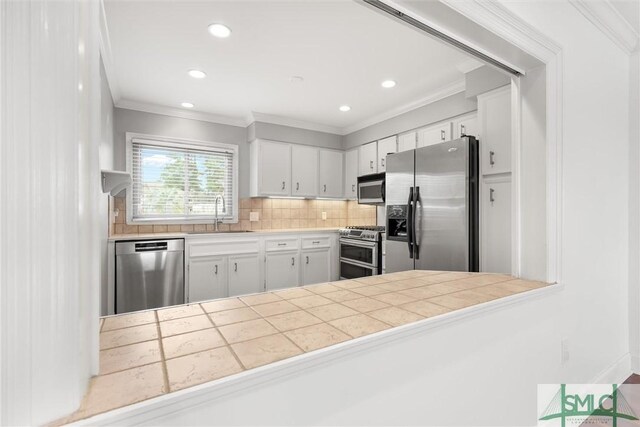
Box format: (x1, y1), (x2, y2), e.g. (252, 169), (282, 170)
(377, 136), (397, 172)
(291, 144), (318, 197)
(250, 139), (291, 197)
(417, 122), (453, 148)
(358, 141), (378, 175)
(344, 148), (358, 200)
(452, 113), (478, 140)
(397, 131), (417, 152)
(478, 86), (511, 175)
(319, 149), (344, 198)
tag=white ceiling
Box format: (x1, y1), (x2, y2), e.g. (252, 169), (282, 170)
(104, 0), (476, 133)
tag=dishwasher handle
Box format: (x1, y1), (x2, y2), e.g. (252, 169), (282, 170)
(135, 242), (168, 252)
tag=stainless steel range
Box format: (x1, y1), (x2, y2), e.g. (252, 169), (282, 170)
(338, 226), (385, 279)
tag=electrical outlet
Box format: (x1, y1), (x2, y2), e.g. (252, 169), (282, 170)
(561, 338), (570, 364)
(250, 211), (259, 222)
(321, 211), (327, 220)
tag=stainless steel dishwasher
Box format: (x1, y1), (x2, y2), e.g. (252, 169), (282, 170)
(115, 239), (184, 314)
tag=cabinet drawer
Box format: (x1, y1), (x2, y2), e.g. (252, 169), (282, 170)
(189, 239), (259, 257)
(265, 238), (299, 252)
(301, 236), (330, 249)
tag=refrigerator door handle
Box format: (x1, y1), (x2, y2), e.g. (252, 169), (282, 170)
(407, 187), (414, 259)
(413, 186), (421, 260)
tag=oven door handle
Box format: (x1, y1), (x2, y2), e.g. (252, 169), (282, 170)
(340, 258), (377, 270)
(339, 239), (377, 249)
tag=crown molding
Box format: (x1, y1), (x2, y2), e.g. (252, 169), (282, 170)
(569, 0), (639, 54)
(115, 99), (248, 127)
(341, 79), (466, 135)
(248, 112), (344, 135)
(98, 0), (121, 103)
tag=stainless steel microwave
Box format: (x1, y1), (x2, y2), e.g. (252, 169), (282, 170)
(357, 172), (385, 205)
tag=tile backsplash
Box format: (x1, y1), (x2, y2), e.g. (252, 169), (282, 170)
(111, 197), (376, 235)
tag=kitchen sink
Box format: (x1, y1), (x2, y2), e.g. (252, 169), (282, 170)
(185, 230), (254, 234)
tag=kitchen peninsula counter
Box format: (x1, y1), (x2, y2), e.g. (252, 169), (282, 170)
(63, 270), (552, 424)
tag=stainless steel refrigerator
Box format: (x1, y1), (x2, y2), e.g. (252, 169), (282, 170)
(385, 137), (479, 273)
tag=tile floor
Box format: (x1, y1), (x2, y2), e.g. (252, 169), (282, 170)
(64, 270), (549, 423)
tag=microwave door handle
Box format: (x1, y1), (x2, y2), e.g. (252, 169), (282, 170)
(413, 186), (420, 260)
(407, 187), (414, 259)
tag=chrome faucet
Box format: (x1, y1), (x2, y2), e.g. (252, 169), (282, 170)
(214, 194), (225, 231)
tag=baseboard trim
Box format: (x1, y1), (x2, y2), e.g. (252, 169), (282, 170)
(589, 352), (633, 384)
(631, 354), (640, 374)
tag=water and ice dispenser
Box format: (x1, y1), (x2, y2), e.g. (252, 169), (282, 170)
(386, 204), (409, 242)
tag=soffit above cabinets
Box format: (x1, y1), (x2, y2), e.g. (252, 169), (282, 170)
(103, 0), (477, 133)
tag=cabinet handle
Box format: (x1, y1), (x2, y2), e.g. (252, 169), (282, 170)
(381, 157), (385, 167)
(282, 181), (286, 190)
(489, 151), (495, 166)
(296, 182), (299, 191)
(234, 262), (237, 272)
(291, 257), (295, 266)
(214, 264), (218, 275)
(277, 242), (287, 246)
(460, 124), (466, 135)
(352, 184), (355, 192)
(370, 160), (373, 169)
(312, 241), (320, 244)
(306, 256), (309, 264)
(490, 188), (495, 203)
(441, 130), (445, 141)
(323, 184), (327, 193)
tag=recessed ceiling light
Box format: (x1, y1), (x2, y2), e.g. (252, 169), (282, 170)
(290, 76), (304, 84)
(181, 102), (194, 108)
(188, 69), (207, 79)
(208, 23), (232, 38)
(381, 80), (396, 88)
(339, 105), (351, 112)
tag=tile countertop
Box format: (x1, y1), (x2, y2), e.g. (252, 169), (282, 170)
(62, 270), (550, 424)
(108, 227), (340, 241)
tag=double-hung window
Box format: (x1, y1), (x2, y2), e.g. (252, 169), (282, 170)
(126, 133), (238, 224)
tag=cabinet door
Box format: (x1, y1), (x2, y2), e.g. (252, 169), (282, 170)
(319, 149), (344, 198)
(188, 256), (227, 302)
(291, 144), (318, 197)
(301, 249), (331, 285)
(228, 254), (261, 297)
(453, 113), (478, 139)
(377, 136), (397, 172)
(398, 131), (416, 152)
(259, 140), (291, 196)
(481, 178), (511, 274)
(344, 149), (358, 200)
(265, 252), (299, 291)
(358, 141), (377, 175)
(417, 122), (452, 148)
(478, 86), (511, 175)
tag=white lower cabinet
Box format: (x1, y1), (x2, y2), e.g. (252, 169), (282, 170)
(301, 248), (331, 285)
(228, 254), (261, 297)
(481, 177), (512, 274)
(266, 251), (299, 291)
(189, 256), (227, 302)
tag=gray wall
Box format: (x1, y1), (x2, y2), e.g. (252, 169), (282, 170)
(465, 66), (511, 98)
(113, 108), (250, 196)
(342, 92), (477, 149)
(99, 59), (114, 315)
(250, 121), (342, 149)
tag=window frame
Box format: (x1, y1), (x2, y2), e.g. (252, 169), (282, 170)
(125, 132), (239, 225)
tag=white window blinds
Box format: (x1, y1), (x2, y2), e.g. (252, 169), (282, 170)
(130, 138), (235, 221)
